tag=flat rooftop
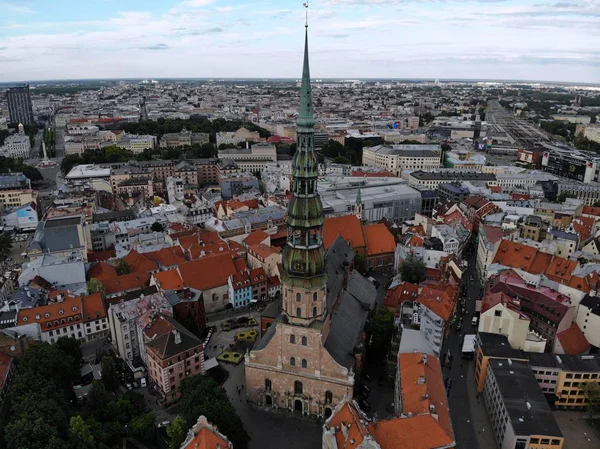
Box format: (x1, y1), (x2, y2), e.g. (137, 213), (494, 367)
(489, 359), (563, 439)
(410, 170), (496, 181)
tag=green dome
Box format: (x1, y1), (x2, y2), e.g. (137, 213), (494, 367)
(287, 196), (323, 228)
(282, 245), (326, 279)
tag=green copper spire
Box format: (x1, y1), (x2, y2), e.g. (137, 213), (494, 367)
(281, 14), (326, 298)
(297, 28), (315, 128)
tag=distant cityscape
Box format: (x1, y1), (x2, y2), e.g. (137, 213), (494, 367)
(0, 10), (599, 449)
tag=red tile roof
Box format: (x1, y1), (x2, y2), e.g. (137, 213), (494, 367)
(144, 247), (186, 267)
(87, 249), (116, 262)
(17, 295), (83, 330)
(582, 206), (600, 217)
(417, 284), (458, 322)
(247, 243), (280, 260)
(384, 282), (419, 311)
(123, 250), (158, 273)
(88, 262), (117, 282)
(153, 269), (185, 291)
(243, 230), (270, 247)
(82, 293), (106, 322)
(364, 223), (396, 256)
(557, 322), (590, 354)
(323, 215), (365, 250)
(178, 253), (237, 291)
(101, 271), (151, 294)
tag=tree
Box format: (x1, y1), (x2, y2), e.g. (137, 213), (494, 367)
(584, 382), (600, 419)
(87, 380), (110, 411)
(151, 221), (164, 233)
(87, 278), (105, 294)
(399, 254), (426, 284)
(115, 259), (130, 276)
(366, 308), (395, 364)
(0, 233), (13, 259)
(166, 415), (187, 449)
(128, 413), (156, 442)
(333, 156), (351, 164)
(61, 154), (84, 175)
(100, 356), (120, 392)
(69, 416), (96, 449)
(55, 337), (82, 366)
(179, 375), (250, 449)
(354, 253), (366, 273)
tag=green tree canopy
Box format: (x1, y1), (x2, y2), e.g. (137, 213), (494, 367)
(87, 278), (105, 294)
(100, 356), (120, 392)
(179, 375), (250, 449)
(115, 259), (130, 276)
(366, 308), (395, 364)
(128, 413), (156, 442)
(167, 415), (187, 449)
(399, 254), (427, 284)
(69, 416), (97, 449)
(0, 233), (13, 259)
(55, 337), (82, 366)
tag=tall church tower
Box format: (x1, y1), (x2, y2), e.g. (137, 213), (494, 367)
(281, 25), (327, 327)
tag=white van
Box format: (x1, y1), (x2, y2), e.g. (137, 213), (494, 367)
(471, 316), (479, 327)
(140, 377), (147, 388)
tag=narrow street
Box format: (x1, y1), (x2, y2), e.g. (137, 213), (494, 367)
(443, 244), (494, 449)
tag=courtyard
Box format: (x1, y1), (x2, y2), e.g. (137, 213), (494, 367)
(554, 411), (600, 449)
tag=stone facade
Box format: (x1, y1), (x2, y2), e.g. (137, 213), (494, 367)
(245, 322), (353, 417)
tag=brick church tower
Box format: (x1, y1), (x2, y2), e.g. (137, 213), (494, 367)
(244, 18), (363, 419)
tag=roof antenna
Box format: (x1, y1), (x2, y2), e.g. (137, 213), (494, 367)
(304, 1), (309, 28)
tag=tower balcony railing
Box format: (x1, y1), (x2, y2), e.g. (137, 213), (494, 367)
(287, 235), (322, 249)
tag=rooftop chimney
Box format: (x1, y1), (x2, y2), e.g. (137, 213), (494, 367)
(173, 330), (182, 344)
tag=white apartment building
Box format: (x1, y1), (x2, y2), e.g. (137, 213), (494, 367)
(576, 295), (600, 348)
(419, 304), (444, 357)
(0, 134), (30, 159)
(120, 135), (156, 154)
(108, 292), (173, 364)
(166, 177), (184, 203)
(362, 144), (441, 175)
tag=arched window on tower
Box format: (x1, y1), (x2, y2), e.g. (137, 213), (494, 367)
(313, 307), (317, 317)
(296, 308), (302, 318)
(302, 359), (307, 369)
(301, 336), (307, 346)
(313, 292), (318, 301)
(296, 292), (301, 302)
(294, 381), (303, 395)
(325, 391), (333, 404)
(290, 357), (296, 366)
(265, 379), (272, 391)
(290, 334), (296, 344)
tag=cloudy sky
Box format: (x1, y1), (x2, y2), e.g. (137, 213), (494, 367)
(0, 0), (599, 83)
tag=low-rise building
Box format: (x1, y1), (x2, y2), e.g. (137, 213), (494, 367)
(0, 173), (36, 209)
(362, 144), (442, 175)
(144, 314), (205, 405)
(483, 358), (564, 449)
(576, 295), (600, 350)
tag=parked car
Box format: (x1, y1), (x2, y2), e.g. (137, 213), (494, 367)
(471, 316), (479, 327)
(445, 377), (452, 389)
(360, 384), (371, 396)
(158, 421), (170, 428)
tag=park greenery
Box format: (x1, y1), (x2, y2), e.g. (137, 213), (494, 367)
(43, 128), (57, 158)
(115, 259), (130, 276)
(0, 156), (43, 182)
(0, 233), (13, 260)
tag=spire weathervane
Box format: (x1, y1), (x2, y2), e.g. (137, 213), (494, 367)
(304, 1), (309, 28)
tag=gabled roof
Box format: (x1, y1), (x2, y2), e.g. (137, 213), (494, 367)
(82, 293), (106, 322)
(123, 249), (158, 273)
(322, 215), (365, 250)
(181, 415), (232, 449)
(384, 282), (419, 310)
(242, 229), (270, 247)
(556, 322), (590, 355)
(146, 315), (202, 360)
(102, 271), (151, 294)
(417, 284), (457, 322)
(153, 269), (184, 291)
(88, 262), (117, 282)
(144, 246), (185, 267)
(363, 223), (396, 256)
(17, 294), (83, 330)
(178, 253), (237, 291)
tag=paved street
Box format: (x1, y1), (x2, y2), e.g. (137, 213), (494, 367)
(443, 246), (495, 449)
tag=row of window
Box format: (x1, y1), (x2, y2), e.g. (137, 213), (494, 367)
(289, 335), (307, 345)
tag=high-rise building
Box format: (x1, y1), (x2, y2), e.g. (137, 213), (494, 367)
(244, 19), (375, 418)
(6, 85), (34, 125)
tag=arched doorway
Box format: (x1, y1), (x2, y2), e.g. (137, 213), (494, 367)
(324, 407), (333, 419)
(294, 399), (303, 413)
(265, 395), (273, 406)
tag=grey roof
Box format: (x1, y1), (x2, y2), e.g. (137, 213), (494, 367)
(0, 173), (30, 189)
(399, 328), (436, 355)
(31, 222), (83, 253)
(410, 170), (496, 181)
(146, 314), (202, 359)
(253, 314), (284, 351)
(44, 216), (82, 228)
(580, 295), (600, 316)
(324, 288), (372, 369)
(93, 209), (136, 223)
(478, 332), (526, 359)
(489, 359), (563, 438)
(527, 353), (600, 372)
(326, 236), (355, 311)
(261, 299), (281, 319)
(549, 229), (578, 241)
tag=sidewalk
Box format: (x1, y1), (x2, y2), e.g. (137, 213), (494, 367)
(466, 361), (497, 449)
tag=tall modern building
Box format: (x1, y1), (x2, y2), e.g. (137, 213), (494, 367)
(245, 19), (375, 418)
(6, 85), (34, 125)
